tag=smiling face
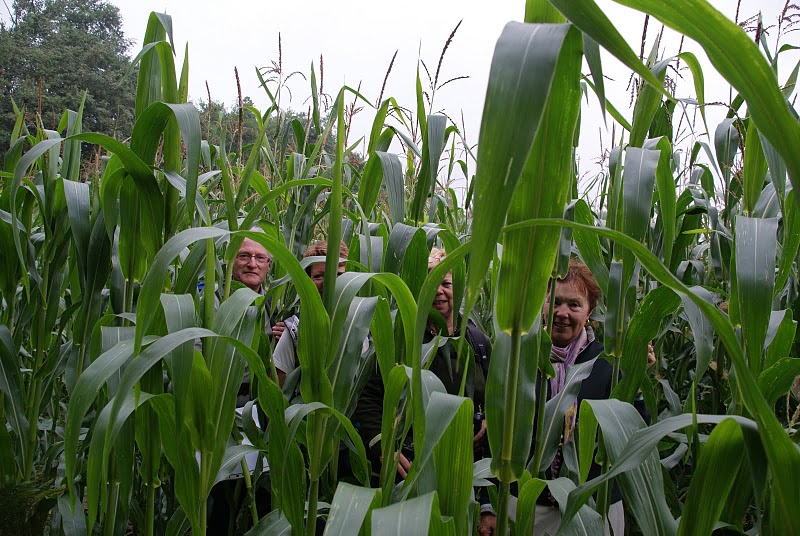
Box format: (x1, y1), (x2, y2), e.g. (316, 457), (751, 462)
(232, 238), (272, 292)
(432, 272), (454, 325)
(549, 280), (593, 348)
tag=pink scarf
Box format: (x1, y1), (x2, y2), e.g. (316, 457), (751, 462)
(549, 327), (592, 397)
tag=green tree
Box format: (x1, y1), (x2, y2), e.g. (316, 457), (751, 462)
(0, 0), (136, 157)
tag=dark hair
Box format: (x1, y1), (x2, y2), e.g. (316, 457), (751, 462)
(303, 240), (350, 273)
(557, 260), (602, 311)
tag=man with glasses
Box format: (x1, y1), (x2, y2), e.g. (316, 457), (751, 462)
(231, 237), (285, 339)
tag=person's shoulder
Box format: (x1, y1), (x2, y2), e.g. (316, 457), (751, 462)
(576, 340), (606, 365)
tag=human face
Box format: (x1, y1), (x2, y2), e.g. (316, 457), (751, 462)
(308, 262), (346, 295)
(431, 272), (454, 324)
(232, 238), (272, 292)
(549, 280), (592, 347)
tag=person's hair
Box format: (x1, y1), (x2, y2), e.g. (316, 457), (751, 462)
(557, 259), (602, 311)
(428, 247), (446, 271)
(303, 240), (349, 273)
(242, 225), (272, 262)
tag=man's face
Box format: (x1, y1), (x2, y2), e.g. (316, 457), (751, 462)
(308, 262), (346, 295)
(232, 238), (272, 292)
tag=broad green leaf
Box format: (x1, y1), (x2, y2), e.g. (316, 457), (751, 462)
(245, 509), (292, 536)
(681, 286), (715, 380)
(608, 0), (800, 199)
(572, 200), (609, 293)
(324, 483), (381, 536)
(677, 419), (744, 536)
(742, 124), (767, 215)
(764, 309), (796, 370)
(514, 477), (548, 535)
(548, 0), (672, 99)
(714, 118), (739, 189)
(614, 286), (680, 402)
(734, 216), (777, 375)
(466, 21), (575, 324)
(630, 58), (670, 148)
(548, 477), (604, 536)
(0, 326), (27, 475)
(371, 491), (455, 535)
(495, 23), (582, 334)
(776, 189), (800, 295)
(561, 399), (677, 536)
(534, 358), (598, 474)
(377, 151), (406, 226)
(757, 358), (800, 406)
(486, 322), (541, 482)
(622, 147), (659, 244)
(644, 137), (677, 268)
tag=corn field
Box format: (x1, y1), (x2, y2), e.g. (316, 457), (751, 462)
(1, 0), (799, 534)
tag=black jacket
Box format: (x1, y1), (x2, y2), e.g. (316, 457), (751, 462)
(353, 320), (491, 470)
(531, 339), (650, 504)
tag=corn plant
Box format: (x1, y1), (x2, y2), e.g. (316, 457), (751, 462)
(1, 1), (799, 535)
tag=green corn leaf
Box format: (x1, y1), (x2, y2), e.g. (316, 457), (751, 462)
(676, 52), (708, 134)
(630, 57), (670, 148)
(757, 358), (800, 406)
(514, 477), (548, 534)
(734, 216), (777, 375)
(622, 147), (659, 244)
(246, 510), (292, 536)
(714, 118), (739, 190)
(572, 200), (609, 294)
(614, 286), (680, 402)
(681, 286), (716, 381)
(58, 494), (87, 536)
(486, 322), (541, 482)
(323, 483), (381, 536)
(261, 379), (306, 533)
(371, 491), (455, 535)
(577, 400), (599, 485)
(562, 399), (677, 536)
(495, 23), (582, 334)
(776, 189), (800, 295)
(764, 310), (796, 370)
(743, 124), (768, 215)
(0, 326), (27, 473)
(377, 151), (406, 226)
(548, 477), (604, 535)
(534, 358), (598, 475)
(465, 21), (575, 323)
(548, 0), (672, 99)
(397, 392), (473, 533)
(643, 136), (677, 268)
(610, 0), (800, 198)
(329, 295), (378, 413)
(213, 444), (261, 486)
(677, 418), (744, 536)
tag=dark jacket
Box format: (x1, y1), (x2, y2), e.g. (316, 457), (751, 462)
(531, 339), (650, 504)
(353, 320), (491, 470)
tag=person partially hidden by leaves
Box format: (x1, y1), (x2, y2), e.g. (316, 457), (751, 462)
(272, 239), (350, 390)
(201, 232), (284, 533)
(479, 260), (651, 536)
(353, 247), (492, 498)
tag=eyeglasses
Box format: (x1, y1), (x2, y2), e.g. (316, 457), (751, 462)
(236, 253), (272, 265)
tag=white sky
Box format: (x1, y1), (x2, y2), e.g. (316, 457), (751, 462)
(107, 0), (794, 197)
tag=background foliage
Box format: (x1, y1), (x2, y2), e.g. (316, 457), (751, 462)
(0, 0), (799, 535)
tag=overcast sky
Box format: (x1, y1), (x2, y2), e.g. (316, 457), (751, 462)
(109, 0), (793, 196)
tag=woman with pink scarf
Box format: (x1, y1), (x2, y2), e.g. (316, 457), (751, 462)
(530, 261), (648, 535)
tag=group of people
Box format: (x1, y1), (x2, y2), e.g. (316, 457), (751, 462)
(218, 233), (649, 535)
